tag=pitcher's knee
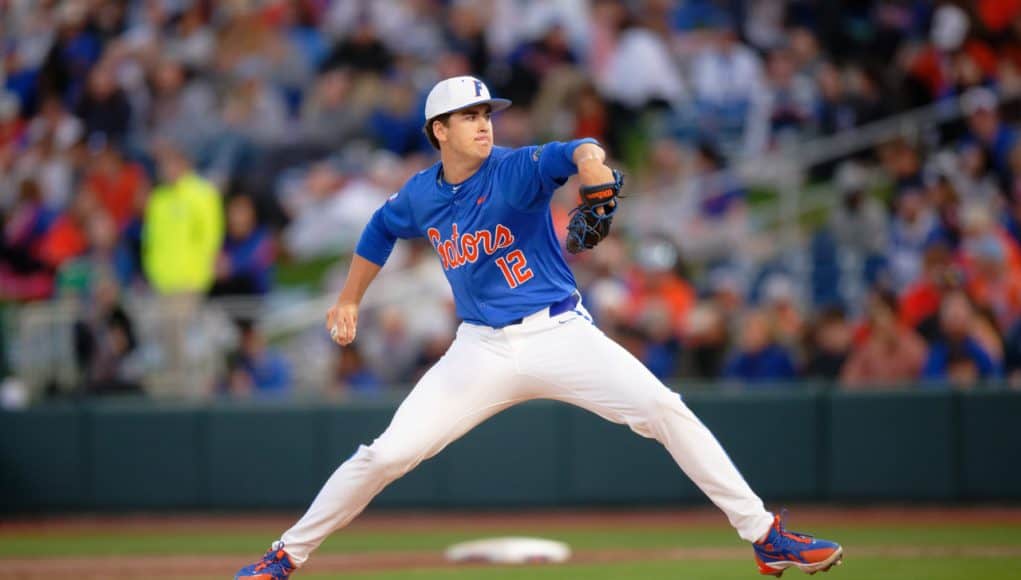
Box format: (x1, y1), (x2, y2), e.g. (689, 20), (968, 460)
(631, 391), (694, 436)
(351, 442), (420, 481)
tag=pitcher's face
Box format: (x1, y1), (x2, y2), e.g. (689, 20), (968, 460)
(437, 105), (493, 161)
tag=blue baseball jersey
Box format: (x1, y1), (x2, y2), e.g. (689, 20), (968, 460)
(356, 138), (598, 327)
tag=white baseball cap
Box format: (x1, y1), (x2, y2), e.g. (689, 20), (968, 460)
(424, 76), (511, 121)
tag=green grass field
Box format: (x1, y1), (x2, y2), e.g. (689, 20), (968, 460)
(3, 514), (1020, 579)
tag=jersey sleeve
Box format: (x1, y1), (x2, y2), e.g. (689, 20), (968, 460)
(501, 138), (600, 212)
(354, 187), (420, 266)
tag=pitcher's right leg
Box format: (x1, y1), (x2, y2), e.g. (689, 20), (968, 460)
(272, 325), (526, 568)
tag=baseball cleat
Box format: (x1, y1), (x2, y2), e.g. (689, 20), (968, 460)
(753, 512), (843, 577)
(235, 542), (296, 579)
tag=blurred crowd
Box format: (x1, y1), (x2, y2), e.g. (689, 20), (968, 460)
(4, 0), (1021, 400)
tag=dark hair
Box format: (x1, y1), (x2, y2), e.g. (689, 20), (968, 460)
(18, 178), (42, 204)
(423, 114), (451, 150)
(695, 137), (724, 168)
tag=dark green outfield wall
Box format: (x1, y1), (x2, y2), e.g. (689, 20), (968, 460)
(2, 389), (1019, 513)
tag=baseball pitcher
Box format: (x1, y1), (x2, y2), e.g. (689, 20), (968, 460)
(236, 76), (843, 579)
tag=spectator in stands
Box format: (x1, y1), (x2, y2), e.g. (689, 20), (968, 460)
(922, 290), (1002, 387)
(56, 203), (138, 295)
(282, 152), (399, 260)
(683, 302), (730, 379)
(900, 241), (962, 340)
(844, 65), (889, 126)
(220, 57), (289, 148)
(223, 319), (292, 399)
(625, 239), (694, 339)
(320, 17), (393, 75)
(802, 307), (852, 381)
(18, 107), (77, 210)
(842, 291), (927, 389)
(368, 74), (430, 156)
(690, 16), (767, 154)
(146, 58), (218, 153)
(958, 203), (1021, 284)
(163, 2), (217, 71)
(210, 194), (275, 296)
(0, 92), (27, 159)
(887, 181), (939, 291)
(0, 179), (54, 300)
(81, 135), (148, 232)
(762, 44), (818, 147)
(924, 155), (964, 249)
(333, 345), (381, 397)
(443, 3), (491, 86)
(299, 68), (369, 150)
(723, 309), (797, 386)
(599, 11), (685, 131)
(142, 141), (223, 294)
(37, 185), (96, 270)
(957, 142), (1002, 206)
(625, 239), (692, 379)
(959, 87), (1018, 191)
(815, 62), (859, 136)
(904, 4), (997, 106)
(963, 231), (1021, 333)
(74, 61), (131, 142)
(829, 162), (888, 287)
(878, 137), (924, 190)
(761, 274), (805, 348)
(503, 21), (578, 108)
(72, 274), (142, 396)
(675, 140), (749, 267)
(37, 2), (102, 105)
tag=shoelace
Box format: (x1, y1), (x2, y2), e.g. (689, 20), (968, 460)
(774, 511), (813, 546)
(253, 549), (281, 572)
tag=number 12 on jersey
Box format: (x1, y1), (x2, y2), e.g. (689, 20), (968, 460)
(495, 250), (533, 288)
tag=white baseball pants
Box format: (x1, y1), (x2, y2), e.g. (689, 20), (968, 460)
(279, 301), (774, 565)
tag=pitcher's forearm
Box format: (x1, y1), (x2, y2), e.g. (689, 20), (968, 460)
(337, 254), (382, 306)
(573, 143), (612, 186)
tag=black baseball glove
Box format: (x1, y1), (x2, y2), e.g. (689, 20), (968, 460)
(566, 169), (624, 254)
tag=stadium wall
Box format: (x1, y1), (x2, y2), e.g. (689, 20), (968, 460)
(2, 390), (1020, 513)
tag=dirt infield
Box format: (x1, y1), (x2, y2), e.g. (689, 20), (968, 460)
(3, 507), (1021, 579)
(4, 545), (1021, 579)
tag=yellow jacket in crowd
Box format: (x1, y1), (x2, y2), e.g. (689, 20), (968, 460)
(142, 173), (224, 293)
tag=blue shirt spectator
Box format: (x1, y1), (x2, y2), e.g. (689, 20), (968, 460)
(725, 344), (798, 384)
(211, 195), (275, 296)
(921, 290), (1003, 387)
(368, 80), (430, 155)
(923, 336), (999, 383)
(724, 310), (797, 385)
(224, 320), (292, 399)
(960, 88), (1017, 185)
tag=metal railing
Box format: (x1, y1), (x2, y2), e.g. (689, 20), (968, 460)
(4, 294), (324, 400)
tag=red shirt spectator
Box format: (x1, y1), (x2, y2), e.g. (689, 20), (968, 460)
(625, 266), (696, 335)
(977, 0), (1021, 35)
(843, 291), (928, 388)
(909, 41), (997, 100)
(83, 142), (148, 231)
(900, 243), (960, 330)
(38, 190), (98, 268)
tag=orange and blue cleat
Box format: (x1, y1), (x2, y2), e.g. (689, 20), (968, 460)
(753, 512), (843, 577)
(235, 542), (296, 579)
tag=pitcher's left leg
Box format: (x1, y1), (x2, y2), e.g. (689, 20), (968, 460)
(518, 316), (773, 542)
